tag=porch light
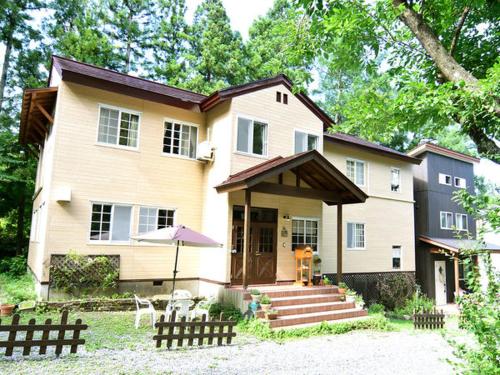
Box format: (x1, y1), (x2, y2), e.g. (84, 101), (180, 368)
(283, 214), (291, 221)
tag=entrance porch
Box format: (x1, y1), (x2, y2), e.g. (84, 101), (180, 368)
(216, 150), (368, 289)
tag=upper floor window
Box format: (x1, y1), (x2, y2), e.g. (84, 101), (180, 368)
(392, 245), (401, 269)
(276, 92), (281, 103)
(439, 173), (452, 186)
(347, 222), (365, 250)
(90, 203), (132, 242)
(138, 207), (175, 234)
(391, 168), (401, 192)
(346, 159), (365, 186)
(163, 121), (198, 159)
(294, 131), (318, 154)
(292, 218), (319, 252)
(98, 106), (140, 148)
(236, 117), (268, 156)
(440, 211), (453, 230)
(455, 213), (468, 231)
(454, 177), (466, 189)
(283, 93), (288, 104)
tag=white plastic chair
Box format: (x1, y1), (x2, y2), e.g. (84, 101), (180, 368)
(172, 289), (193, 300)
(166, 299), (194, 321)
(191, 295), (217, 321)
(134, 295), (157, 329)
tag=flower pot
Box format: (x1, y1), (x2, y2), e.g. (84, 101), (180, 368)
(0, 304), (16, 316)
(338, 288), (346, 294)
(266, 312), (278, 320)
(260, 303), (271, 312)
(250, 294), (261, 303)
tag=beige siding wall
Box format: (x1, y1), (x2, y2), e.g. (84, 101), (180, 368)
(229, 84), (323, 173)
(39, 81), (208, 282)
(322, 142), (416, 273)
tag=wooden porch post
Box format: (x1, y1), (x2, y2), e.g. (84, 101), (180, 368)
(454, 256), (460, 301)
(242, 189), (251, 289)
(337, 204), (343, 285)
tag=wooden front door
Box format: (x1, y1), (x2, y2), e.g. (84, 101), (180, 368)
(230, 207), (277, 285)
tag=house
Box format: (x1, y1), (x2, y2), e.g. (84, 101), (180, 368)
(409, 142), (500, 305)
(20, 56), (420, 312)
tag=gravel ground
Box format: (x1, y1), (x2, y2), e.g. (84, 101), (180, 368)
(0, 330), (454, 375)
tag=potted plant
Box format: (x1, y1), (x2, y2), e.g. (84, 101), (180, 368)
(0, 299), (17, 316)
(322, 276), (332, 286)
(266, 309), (279, 320)
(355, 295), (365, 309)
(260, 294), (272, 311)
(338, 282), (347, 294)
(249, 289), (261, 303)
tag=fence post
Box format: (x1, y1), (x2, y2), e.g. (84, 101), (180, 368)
(177, 317), (186, 348)
(55, 311), (68, 356)
(39, 318), (52, 355)
(22, 318), (36, 356)
(5, 314), (20, 356)
(70, 318), (83, 354)
(166, 310), (176, 349)
(227, 322), (234, 345)
(156, 314), (165, 348)
(198, 315), (206, 346)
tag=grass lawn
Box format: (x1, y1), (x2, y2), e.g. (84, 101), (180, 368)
(0, 273), (37, 308)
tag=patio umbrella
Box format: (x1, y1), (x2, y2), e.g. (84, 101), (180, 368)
(132, 225), (221, 298)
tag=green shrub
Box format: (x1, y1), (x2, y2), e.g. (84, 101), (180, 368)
(209, 303), (243, 321)
(368, 303), (385, 314)
(238, 315), (391, 341)
(0, 273), (36, 304)
(50, 252), (119, 293)
(249, 289), (261, 295)
(393, 291), (434, 318)
(0, 255), (27, 277)
(323, 276), (332, 285)
(377, 273), (416, 310)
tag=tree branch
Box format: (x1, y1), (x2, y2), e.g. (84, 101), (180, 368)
(449, 6), (470, 57)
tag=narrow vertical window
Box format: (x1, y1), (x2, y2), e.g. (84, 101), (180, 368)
(276, 92), (281, 103)
(346, 159), (365, 186)
(455, 213), (468, 231)
(440, 211), (453, 229)
(347, 223), (365, 249)
(392, 246), (401, 269)
(391, 168), (401, 192)
(283, 93), (288, 104)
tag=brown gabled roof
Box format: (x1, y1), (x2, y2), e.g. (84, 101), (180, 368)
(215, 150), (368, 205)
(51, 56), (207, 109)
(408, 142), (480, 164)
(324, 132), (421, 165)
(419, 235), (500, 253)
(201, 74), (335, 127)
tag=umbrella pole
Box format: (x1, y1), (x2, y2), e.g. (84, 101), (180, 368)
(171, 240), (180, 296)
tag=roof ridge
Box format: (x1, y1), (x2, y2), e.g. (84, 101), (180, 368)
(216, 74), (291, 95)
(52, 55), (207, 99)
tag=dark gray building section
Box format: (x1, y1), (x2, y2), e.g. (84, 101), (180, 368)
(415, 151), (476, 239)
(411, 146), (477, 303)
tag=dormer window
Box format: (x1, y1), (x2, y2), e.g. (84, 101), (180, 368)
(439, 173), (452, 186)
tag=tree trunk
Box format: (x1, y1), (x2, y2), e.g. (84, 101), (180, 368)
(392, 0), (478, 86)
(0, 29), (14, 110)
(16, 190), (26, 256)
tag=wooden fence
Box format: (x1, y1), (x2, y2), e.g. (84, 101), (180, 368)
(0, 310), (88, 357)
(413, 308), (445, 330)
(153, 310), (237, 349)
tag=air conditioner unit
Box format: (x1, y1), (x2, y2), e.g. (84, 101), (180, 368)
(196, 141), (214, 161)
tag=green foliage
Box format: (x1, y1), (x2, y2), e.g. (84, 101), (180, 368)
(322, 275), (332, 285)
(368, 303), (385, 314)
(0, 273), (36, 305)
(238, 314), (391, 341)
(449, 178), (500, 374)
(392, 291), (434, 319)
(50, 252), (119, 294)
(0, 255), (27, 277)
(260, 294), (271, 305)
(208, 302), (243, 321)
(249, 289), (261, 295)
(376, 273), (416, 311)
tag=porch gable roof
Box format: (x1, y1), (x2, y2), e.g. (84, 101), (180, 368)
(419, 235), (500, 253)
(215, 150), (368, 205)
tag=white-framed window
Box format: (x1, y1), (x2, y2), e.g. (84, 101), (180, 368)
(163, 120), (198, 159)
(97, 105), (140, 148)
(454, 177), (466, 189)
(391, 168), (401, 192)
(291, 218), (319, 252)
(347, 222), (365, 250)
(455, 213), (468, 231)
(439, 173), (452, 186)
(392, 245), (402, 269)
(236, 116), (268, 156)
(440, 211), (453, 230)
(138, 207), (175, 234)
(90, 203), (132, 242)
(294, 130), (319, 154)
(346, 159), (365, 186)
